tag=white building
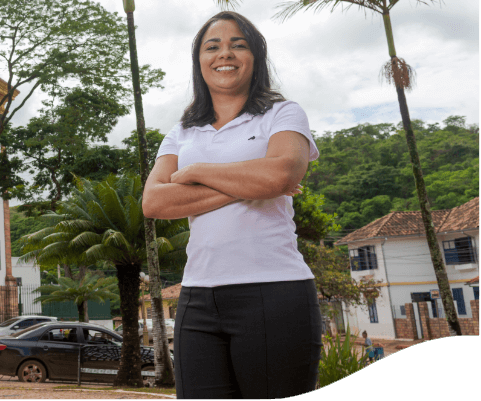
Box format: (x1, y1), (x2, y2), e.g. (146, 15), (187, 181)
(334, 197), (479, 340)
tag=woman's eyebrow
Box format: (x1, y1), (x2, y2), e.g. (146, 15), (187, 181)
(203, 37), (247, 45)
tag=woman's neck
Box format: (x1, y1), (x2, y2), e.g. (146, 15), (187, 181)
(211, 92), (249, 130)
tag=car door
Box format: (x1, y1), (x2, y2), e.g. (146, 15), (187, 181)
(36, 326), (81, 380)
(80, 328), (122, 383)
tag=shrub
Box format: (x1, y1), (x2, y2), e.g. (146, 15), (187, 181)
(317, 326), (369, 388)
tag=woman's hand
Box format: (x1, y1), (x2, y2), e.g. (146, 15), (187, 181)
(283, 184), (303, 197)
(170, 164), (198, 185)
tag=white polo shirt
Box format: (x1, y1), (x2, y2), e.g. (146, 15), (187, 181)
(156, 100), (320, 287)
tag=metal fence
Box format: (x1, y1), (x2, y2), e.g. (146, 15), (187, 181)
(0, 284), (111, 323)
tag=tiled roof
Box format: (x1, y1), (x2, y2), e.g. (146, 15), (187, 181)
(334, 197), (479, 246)
(141, 283), (182, 301)
(465, 276), (479, 285)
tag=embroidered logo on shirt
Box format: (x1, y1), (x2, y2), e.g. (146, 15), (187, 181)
(248, 136), (255, 140)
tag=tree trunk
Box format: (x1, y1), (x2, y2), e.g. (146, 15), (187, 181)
(125, 10), (175, 386)
(83, 300), (89, 323)
(78, 302), (85, 323)
(63, 264), (73, 279)
(382, 9), (462, 336)
(113, 263), (143, 387)
(395, 84), (461, 336)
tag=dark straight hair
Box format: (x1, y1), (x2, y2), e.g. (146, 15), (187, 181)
(180, 11), (285, 129)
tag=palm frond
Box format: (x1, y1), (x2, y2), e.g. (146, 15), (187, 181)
(124, 195), (143, 236)
(70, 231), (103, 249)
(39, 211), (67, 226)
(103, 231), (131, 252)
(273, 0), (382, 23)
(84, 244), (122, 264)
(56, 219), (97, 235)
(97, 182), (128, 230)
(167, 231), (190, 250)
(58, 204), (93, 224)
(17, 249), (43, 264)
(37, 241), (77, 264)
(86, 200), (118, 230)
(214, 0), (242, 11)
(155, 237), (175, 256)
(18, 226), (57, 245)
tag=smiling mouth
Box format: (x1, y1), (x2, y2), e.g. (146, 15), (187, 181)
(215, 66), (238, 72)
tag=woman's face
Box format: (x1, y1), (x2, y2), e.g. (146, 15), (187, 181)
(199, 19), (255, 97)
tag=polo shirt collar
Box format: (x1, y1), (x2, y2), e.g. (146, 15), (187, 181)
(196, 112), (255, 132)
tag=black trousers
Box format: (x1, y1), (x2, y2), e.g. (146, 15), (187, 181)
(174, 279), (322, 399)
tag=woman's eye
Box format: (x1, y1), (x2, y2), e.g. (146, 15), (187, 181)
(205, 44), (247, 51)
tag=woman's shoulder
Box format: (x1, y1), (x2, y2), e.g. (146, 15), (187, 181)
(265, 100), (306, 116)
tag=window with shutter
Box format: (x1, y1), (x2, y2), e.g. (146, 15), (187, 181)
(452, 288), (466, 315)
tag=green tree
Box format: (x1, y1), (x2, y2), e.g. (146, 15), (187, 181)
(120, 128), (165, 176)
(32, 272), (119, 323)
(298, 239), (382, 319)
(9, 87), (128, 212)
(19, 173), (189, 388)
(274, 0), (462, 335)
(0, 0), (165, 189)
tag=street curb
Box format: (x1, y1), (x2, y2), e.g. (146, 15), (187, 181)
(52, 388), (176, 398)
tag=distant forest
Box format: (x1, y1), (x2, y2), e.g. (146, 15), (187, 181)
(10, 115), (478, 255)
(307, 115), (478, 245)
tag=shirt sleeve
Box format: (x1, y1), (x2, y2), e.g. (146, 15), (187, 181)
(156, 123), (181, 159)
(268, 101), (320, 162)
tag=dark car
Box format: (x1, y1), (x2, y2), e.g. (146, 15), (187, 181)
(0, 321), (174, 386)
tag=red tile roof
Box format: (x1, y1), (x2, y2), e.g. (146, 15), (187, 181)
(465, 276), (479, 285)
(334, 197), (479, 246)
(141, 283), (182, 301)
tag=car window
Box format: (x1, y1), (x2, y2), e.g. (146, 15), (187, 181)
(16, 319), (36, 329)
(35, 318), (54, 324)
(40, 328), (79, 343)
(11, 323), (50, 338)
(0, 317), (21, 328)
(83, 329), (121, 346)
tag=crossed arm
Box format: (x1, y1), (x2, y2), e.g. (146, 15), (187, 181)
(142, 131), (310, 220)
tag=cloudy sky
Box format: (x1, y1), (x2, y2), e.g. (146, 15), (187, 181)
(7, 0), (479, 205)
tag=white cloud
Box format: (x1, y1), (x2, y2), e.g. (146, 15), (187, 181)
(7, 0), (479, 206)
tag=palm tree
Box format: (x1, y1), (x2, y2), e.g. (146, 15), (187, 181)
(270, 0), (461, 336)
(19, 173), (189, 387)
(32, 272), (119, 323)
(121, 0), (176, 386)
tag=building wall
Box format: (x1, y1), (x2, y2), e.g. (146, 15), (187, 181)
(11, 257), (41, 286)
(345, 231), (479, 339)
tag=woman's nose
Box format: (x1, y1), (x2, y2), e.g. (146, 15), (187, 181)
(218, 46), (234, 59)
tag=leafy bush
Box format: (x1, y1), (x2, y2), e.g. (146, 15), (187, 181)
(317, 326), (369, 388)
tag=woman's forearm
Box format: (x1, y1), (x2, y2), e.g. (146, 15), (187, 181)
(192, 157), (292, 200)
(143, 182), (240, 220)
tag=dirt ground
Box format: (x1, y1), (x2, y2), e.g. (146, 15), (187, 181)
(0, 379), (175, 399)
(0, 338), (423, 399)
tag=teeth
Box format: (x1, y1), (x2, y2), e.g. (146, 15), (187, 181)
(216, 66), (236, 71)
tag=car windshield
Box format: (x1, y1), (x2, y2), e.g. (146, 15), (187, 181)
(0, 317), (21, 328)
(10, 323), (50, 338)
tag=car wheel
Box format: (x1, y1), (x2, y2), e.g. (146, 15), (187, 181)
(18, 360), (47, 383)
(142, 365), (155, 388)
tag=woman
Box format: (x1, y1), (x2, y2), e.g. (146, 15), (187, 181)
(143, 11), (322, 399)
